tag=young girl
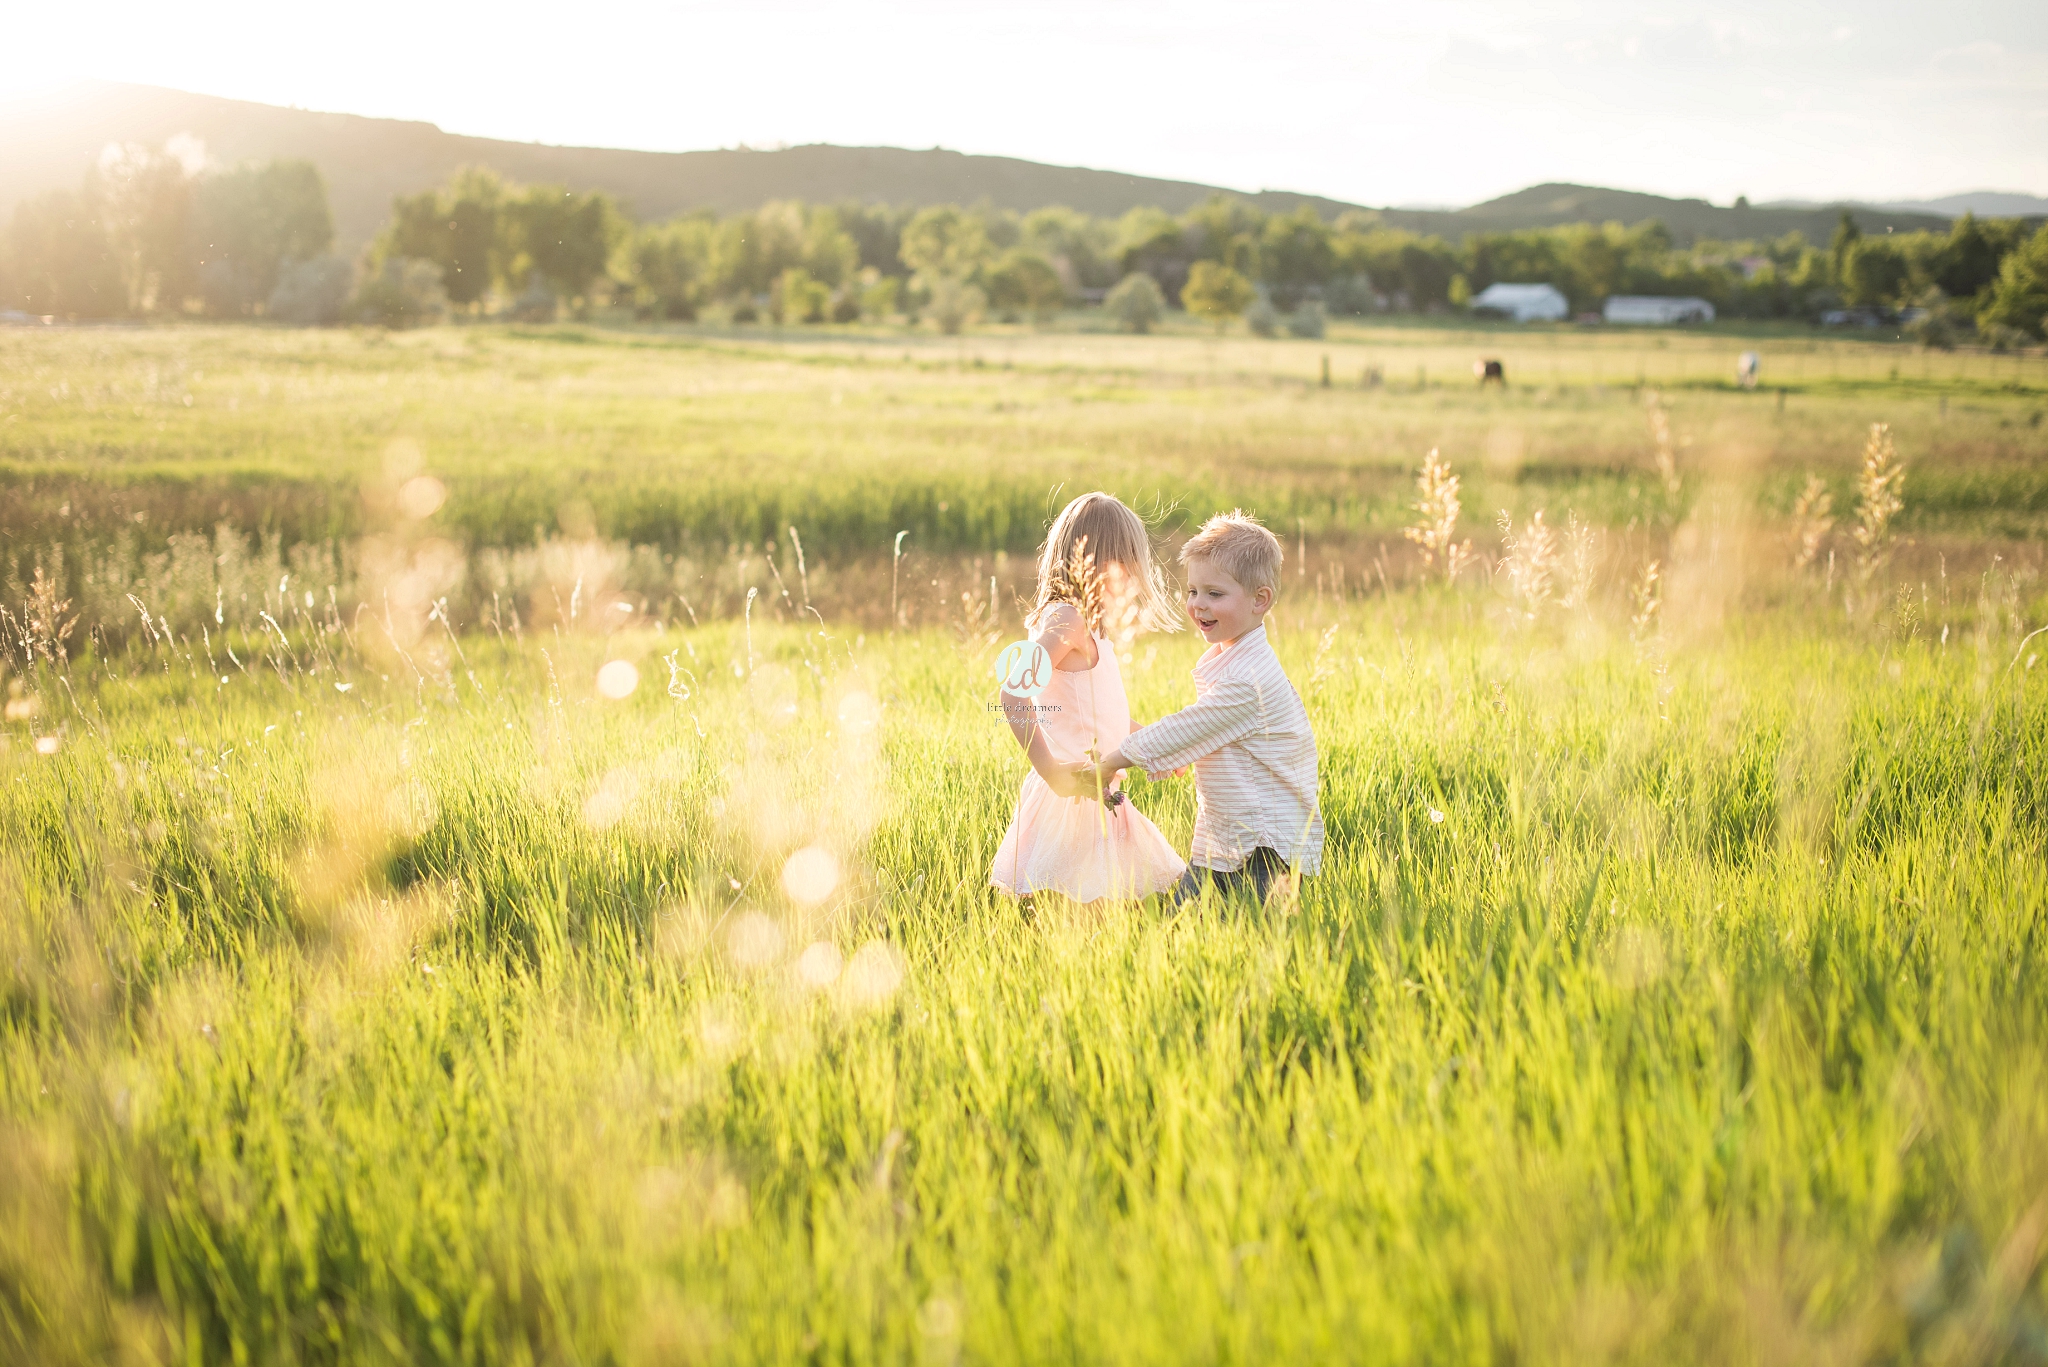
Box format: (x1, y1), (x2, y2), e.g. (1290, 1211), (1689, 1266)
(991, 492), (1185, 903)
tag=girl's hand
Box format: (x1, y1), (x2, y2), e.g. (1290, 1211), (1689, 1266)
(1061, 760), (1110, 803)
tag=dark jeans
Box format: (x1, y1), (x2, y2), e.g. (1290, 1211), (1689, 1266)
(1171, 847), (1294, 907)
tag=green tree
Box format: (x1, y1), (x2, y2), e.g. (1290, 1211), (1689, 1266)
(89, 143), (198, 313)
(193, 160), (334, 316)
(833, 202), (913, 278)
(1104, 272), (1165, 333)
(3, 188), (123, 316)
(1978, 223), (2048, 340)
(1022, 206), (1118, 290)
(381, 166), (507, 308)
(775, 266), (830, 323)
(860, 273), (901, 320)
(1116, 207), (1191, 303)
(505, 186), (625, 306)
(1183, 195), (1264, 276)
(799, 207), (860, 289)
(1829, 211), (1862, 289)
(1935, 213), (2006, 303)
(628, 214), (714, 320)
(1259, 206), (1334, 307)
(899, 206), (992, 282)
(1331, 225), (1460, 311)
(1181, 260), (1253, 332)
(1841, 238), (1912, 308)
(985, 249), (1065, 321)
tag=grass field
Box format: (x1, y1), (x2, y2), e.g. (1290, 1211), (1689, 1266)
(5, 322), (2047, 607)
(3, 320), (2047, 1364)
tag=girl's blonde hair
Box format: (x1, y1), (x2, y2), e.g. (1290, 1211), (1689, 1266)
(1029, 492), (1181, 639)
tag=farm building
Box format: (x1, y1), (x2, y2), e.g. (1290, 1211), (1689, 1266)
(1604, 295), (1716, 325)
(1469, 283), (1569, 322)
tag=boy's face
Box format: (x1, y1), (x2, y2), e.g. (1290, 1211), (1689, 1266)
(1183, 556), (1272, 645)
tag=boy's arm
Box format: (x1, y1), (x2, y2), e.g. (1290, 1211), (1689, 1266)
(1079, 678), (1262, 786)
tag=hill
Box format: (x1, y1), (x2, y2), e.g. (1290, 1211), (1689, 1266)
(0, 82), (1967, 257)
(0, 83), (1367, 255)
(1391, 182), (1955, 246)
(1876, 192), (2048, 218)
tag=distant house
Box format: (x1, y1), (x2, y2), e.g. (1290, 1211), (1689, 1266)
(1604, 295), (1716, 325)
(1470, 283), (1569, 322)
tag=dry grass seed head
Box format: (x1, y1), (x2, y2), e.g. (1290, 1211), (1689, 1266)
(1499, 509), (1558, 617)
(1630, 559), (1663, 637)
(1792, 475), (1835, 572)
(1853, 423), (1906, 582)
(1404, 448), (1476, 585)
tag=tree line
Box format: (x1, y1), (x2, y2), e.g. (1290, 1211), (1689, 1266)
(6, 141), (2047, 342)
(1, 143), (337, 321)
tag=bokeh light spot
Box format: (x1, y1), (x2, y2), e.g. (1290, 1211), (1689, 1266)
(840, 940), (905, 1010)
(781, 846), (840, 906)
(726, 912), (784, 970)
(836, 690), (881, 731)
(596, 660), (639, 700)
(795, 941), (843, 989)
(396, 475), (447, 519)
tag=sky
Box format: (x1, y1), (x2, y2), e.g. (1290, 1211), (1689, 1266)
(5, 0), (2045, 208)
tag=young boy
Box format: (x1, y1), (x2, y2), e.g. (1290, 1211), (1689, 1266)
(1072, 511), (1324, 903)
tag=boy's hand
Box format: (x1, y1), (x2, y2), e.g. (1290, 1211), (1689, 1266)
(1063, 759), (1125, 806)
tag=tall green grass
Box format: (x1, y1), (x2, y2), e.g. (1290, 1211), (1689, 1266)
(4, 572), (2045, 1362)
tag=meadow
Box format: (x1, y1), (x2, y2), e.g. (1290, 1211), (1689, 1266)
(3, 319), (2047, 1365)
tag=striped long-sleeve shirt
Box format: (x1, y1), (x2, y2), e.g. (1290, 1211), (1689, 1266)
(1122, 625), (1324, 873)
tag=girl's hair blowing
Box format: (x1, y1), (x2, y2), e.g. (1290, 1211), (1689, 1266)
(1030, 492), (1181, 639)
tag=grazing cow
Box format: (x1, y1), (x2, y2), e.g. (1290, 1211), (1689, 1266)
(1475, 358), (1506, 387)
(1737, 351), (1761, 390)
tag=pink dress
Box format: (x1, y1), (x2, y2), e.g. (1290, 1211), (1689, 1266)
(991, 634), (1185, 902)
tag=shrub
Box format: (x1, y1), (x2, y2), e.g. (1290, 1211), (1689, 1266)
(925, 277), (985, 335)
(1323, 273), (1378, 316)
(1286, 301), (1326, 339)
(1245, 293), (1279, 338)
(1903, 293), (1970, 350)
(266, 256), (352, 325)
(861, 275), (900, 321)
(347, 257), (446, 328)
(506, 273), (557, 323)
(1104, 272), (1165, 334)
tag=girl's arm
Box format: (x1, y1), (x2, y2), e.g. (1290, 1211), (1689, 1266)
(1002, 604), (1091, 797)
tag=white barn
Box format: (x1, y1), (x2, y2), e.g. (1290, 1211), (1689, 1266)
(1604, 295), (1716, 325)
(1470, 283), (1569, 322)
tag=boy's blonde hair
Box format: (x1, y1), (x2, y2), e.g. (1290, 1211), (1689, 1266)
(1031, 492), (1181, 639)
(1181, 510), (1284, 594)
